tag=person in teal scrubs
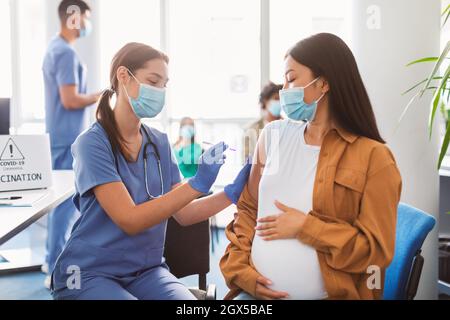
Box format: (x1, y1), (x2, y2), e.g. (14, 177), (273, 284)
(51, 42), (251, 300)
(173, 117), (203, 178)
(42, 0), (100, 287)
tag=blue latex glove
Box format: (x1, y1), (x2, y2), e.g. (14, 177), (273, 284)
(188, 141), (228, 194)
(224, 156), (252, 204)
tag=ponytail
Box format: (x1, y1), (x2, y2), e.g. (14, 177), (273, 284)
(96, 88), (127, 158)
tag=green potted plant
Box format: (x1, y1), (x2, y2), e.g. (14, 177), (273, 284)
(400, 3), (450, 169)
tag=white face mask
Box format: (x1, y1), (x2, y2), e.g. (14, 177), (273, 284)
(180, 125), (195, 139)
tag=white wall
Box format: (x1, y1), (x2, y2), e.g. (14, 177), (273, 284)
(351, 0), (441, 299)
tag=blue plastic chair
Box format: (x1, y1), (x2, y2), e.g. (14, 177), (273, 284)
(383, 203), (436, 300)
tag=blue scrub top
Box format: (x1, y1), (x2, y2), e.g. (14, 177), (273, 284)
(52, 122), (182, 290)
(43, 35), (89, 148)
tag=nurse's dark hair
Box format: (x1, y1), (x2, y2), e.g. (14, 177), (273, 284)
(96, 42), (169, 159)
(287, 33), (385, 143)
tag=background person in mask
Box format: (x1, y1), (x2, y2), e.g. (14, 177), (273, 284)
(51, 42), (251, 300)
(41, 0), (101, 288)
(242, 82), (283, 160)
(173, 117), (203, 178)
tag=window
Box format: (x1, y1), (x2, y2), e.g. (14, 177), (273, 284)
(167, 0), (261, 120)
(16, 0), (47, 121)
(269, 0), (351, 84)
(98, 0), (161, 89)
(5, 0), (352, 136)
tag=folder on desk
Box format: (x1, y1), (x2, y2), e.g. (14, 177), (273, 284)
(0, 192), (48, 207)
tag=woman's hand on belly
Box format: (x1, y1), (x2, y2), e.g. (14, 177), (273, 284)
(255, 200), (307, 240)
(255, 275), (289, 300)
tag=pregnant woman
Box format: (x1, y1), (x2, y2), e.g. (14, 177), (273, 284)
(220, 33), (402, 300)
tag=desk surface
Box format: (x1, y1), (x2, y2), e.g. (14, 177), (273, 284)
(0, 170), (75, 245)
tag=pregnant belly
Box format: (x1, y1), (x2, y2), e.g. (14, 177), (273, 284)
(251, 236), (327, 300)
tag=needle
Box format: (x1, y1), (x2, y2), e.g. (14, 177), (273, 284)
(202, 141), (236, 152)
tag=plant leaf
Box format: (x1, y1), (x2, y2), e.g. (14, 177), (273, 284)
(429, 85), (442, 138)
(447, 82), (450, 101)
(397, 91), (421, 128)
(444, 11), (450, 27)
(430, 66), (450, 138)
(440, 100), (448, 122)
(443, 3), (450, 16)
(420, 41), (450, 97)
(443, 4), (450, 26)
(438, 121), (450, 170)
(406, 57), (438, 66)
(402, 77), (442, 95)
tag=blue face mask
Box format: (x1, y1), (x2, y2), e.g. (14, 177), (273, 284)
(79, 19), (92, 38)
(123, 70), (166, 119)
(279, 77), (325, 121)
(180, 125), (195, 139)
(267, 100), (282, 117)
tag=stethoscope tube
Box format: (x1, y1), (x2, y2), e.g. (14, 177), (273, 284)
(142, 126), (164, 199)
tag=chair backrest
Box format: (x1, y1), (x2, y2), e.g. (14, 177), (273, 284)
(383, 203), (436, 300)
(164, 217), (210, 289)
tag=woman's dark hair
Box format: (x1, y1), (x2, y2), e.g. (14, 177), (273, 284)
(287, 33), (384, 143)
(259, 81), (283, 109)
(96, 42), (169, 159)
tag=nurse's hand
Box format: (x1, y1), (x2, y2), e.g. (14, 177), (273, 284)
(188, 141), (228, 194)
(255, 200), (307, 240)
(255, 275), (289, 300)
(224, 156), (252, 204)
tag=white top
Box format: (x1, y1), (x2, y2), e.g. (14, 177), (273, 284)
(251, 119), (327, 300)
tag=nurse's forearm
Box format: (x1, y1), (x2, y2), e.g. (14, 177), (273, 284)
(173, 191), (232, 226)
(64, 93), (100, 109)
(59, 85), (100, 110)
(94, 181), (202, 236)
(128, 183), (203, 234)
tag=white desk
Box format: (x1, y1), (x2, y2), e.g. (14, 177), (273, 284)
(0, 170), (75, 273)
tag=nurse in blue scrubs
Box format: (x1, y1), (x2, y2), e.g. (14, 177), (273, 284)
(42, 0), (100, 287)
(51, 42), (250, 300)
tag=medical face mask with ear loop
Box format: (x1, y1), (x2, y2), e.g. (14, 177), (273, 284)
(268, 100), (282, 117)
(279, 77), (325, 122)
(79, 19), (92, 38)
(122, 69), (166, 119)
(180, 125), (195, 140)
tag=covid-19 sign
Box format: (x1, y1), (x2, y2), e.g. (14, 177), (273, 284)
(0, 135), (52, 192)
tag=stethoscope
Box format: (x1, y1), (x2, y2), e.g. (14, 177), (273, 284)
(141, 126), (164, 199)
(112, 125), (164, 199)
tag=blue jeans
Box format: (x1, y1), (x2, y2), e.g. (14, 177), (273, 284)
(45, 146), (79, 273)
